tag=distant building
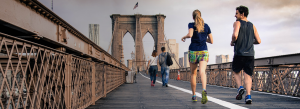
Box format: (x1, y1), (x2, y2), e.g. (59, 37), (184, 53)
(216, 55), (229, 64)
(127, 59), (133, 70)
(179, 57), (184, 68)
(163, 39), (179, 69)
(184, 52), (190, 68)
(89, 24), (100, 45)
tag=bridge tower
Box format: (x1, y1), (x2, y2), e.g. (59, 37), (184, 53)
(110, 14), (166, 71)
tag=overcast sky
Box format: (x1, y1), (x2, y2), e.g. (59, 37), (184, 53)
(39, 0), (300, 66)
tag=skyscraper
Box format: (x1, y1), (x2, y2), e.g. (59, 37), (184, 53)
(216, 55), (229, 64)
(127, 59), (133, 70)
(89, 24), (100, 46)
(164, 39), (179, 69)
(179, 57), (184, 68)
(184, 52), (190, 68)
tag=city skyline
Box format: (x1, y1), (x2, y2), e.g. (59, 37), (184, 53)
(39, 0), (300, 65)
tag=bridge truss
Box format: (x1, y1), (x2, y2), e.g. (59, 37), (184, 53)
(0, 0), (129, 109)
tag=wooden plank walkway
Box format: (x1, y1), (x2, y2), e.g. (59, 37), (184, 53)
(87, 72), (300, 109)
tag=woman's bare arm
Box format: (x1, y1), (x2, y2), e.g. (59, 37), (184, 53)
(206, 33), (213, 44)
(181, 28), (194, 42)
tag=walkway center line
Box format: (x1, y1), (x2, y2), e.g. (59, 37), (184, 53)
(140, 73), (248, 109)
(206, 84), (300, 100)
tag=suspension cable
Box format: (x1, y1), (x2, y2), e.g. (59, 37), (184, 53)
(159, 16), (182, 69)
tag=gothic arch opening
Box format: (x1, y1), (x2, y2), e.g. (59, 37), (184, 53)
(143, 32), (155, 61)
(122, 32), (135, 67)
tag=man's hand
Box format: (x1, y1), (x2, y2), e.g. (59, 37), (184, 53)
(230, 41), (235, 46)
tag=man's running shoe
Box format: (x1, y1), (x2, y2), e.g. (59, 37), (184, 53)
(165, 84), (168, 87)
(245, 95), (252, 104)
(236, 86), (245, 100)
(192, 95), (197, 101)
(201, 90), (208, 104)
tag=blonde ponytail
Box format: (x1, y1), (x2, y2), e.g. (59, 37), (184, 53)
(193, 10), (204, 33)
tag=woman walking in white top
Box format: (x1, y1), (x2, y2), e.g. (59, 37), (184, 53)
(147, 50), (158, 86)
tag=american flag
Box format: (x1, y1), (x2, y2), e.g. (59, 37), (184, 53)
(133, 2), (138, 10)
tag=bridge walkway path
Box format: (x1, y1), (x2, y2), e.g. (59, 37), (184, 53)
(87, 72), (300, 109)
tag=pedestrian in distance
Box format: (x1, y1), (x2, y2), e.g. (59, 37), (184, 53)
(181, 9), (213, 104)
(134, 67), (138, 83)
(158, 47), (171, 87)
(147, 50), (159, 86)
(230, 5), (261, 104)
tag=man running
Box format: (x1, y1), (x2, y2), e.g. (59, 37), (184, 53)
(230, 5), (261, 104)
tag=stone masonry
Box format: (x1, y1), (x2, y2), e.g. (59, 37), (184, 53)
(110, 14), (166, 71)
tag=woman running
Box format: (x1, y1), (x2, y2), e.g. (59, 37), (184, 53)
(181, 9), (213, 104)
(147, 50), (158, 86)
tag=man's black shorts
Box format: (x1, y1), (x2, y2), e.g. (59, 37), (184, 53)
(232, 55), (254, 76)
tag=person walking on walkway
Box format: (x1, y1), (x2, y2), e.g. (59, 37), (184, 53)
(181, 9), (213, 103)
(147, 50), (158, 86)
(230, 6), (261, 104)
(159, 47), (170, 87)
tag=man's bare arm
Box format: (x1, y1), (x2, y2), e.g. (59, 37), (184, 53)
(231, 21), (240, 46)
(253, 25), (261, 44)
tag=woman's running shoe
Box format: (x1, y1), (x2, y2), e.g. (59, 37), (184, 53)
(201, 90), (208, 104)
(192, 95), (197, 101)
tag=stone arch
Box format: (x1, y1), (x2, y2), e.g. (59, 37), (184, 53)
(142, 30), (156, 41)
(121, 30), (135, 41)
(110, 14), (166, 71)
(142, 30), (156, 51)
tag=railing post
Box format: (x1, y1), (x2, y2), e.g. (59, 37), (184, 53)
(103, 64), (107, 97)
(118, 68), (123, 87)
(123, 70), (125, 84)
(92, 62), (96, 105)
(65, 54), (72, 109)
(269, 67), (274, 93)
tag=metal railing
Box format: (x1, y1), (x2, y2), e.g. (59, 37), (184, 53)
(164, 66), (300, 97)
(0, 33), (126, 109)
